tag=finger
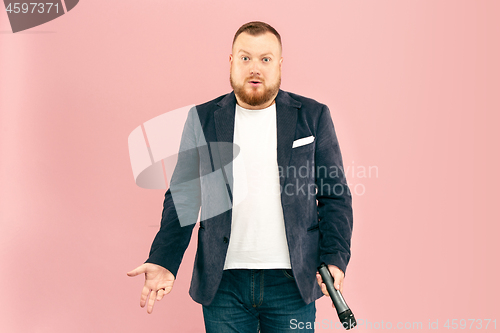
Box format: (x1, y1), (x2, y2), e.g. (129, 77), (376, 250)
(331, 270), (344, 291)
(316, 272), (322, 287)
(127, 264), (147, 277)
(164, 284), (173, 295)
(140, 285), (150, 308)
(316, 273), (330, 296)
(156, 289), (164, 301)
(321, 282), (329, 296)
(334, 275), (344, 291)
(147, 289), (157, 314)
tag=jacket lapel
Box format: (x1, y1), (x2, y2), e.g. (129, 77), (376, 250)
(213, 92), (237, 204)
(275, 90), (301, 189)
(214, 91), (237, 148)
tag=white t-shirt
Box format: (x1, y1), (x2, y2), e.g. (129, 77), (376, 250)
(223, 102), (291, 269)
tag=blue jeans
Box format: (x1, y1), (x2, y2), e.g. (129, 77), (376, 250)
(202, 269), (316, 332)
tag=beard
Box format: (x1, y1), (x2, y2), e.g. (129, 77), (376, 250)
(230, 73), (281, 107)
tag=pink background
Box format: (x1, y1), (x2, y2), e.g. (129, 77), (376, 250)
(1, 0), (499, 332)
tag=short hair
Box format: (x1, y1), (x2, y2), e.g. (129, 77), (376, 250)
(232, 21), (282, 50)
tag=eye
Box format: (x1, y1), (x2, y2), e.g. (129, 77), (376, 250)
(263, 57), (271, 62)
(242, 56), (249, 61)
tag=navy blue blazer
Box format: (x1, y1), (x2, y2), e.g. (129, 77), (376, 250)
(145, 89), (353, 306)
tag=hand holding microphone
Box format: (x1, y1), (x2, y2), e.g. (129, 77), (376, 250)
(316, 263), (357, 330)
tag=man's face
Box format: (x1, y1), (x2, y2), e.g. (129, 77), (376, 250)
(230, 32), (283, 109)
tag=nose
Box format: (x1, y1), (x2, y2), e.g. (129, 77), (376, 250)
(250, 60), (261, 76)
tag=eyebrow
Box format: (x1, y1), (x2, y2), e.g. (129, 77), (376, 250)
(237, 50), (274, 57)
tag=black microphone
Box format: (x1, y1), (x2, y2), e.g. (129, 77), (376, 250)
(317, 262), (357, 330)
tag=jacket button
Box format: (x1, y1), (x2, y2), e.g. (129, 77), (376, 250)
(223, 237), (229, 244)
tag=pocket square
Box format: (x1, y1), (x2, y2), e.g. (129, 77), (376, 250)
(292, 135), (315, 148)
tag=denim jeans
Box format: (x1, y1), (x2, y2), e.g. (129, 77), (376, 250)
(202, 268), (316, 332)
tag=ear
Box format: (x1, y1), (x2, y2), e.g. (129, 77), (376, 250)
(279, 57), (283, 69)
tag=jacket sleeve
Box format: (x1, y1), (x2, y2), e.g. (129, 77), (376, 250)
(315, 105), (353, 275)
(144, 106), (202, 278)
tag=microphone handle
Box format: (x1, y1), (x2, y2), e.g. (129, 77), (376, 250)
(318, 263), (349, 314)
(318, 262), (357, 330)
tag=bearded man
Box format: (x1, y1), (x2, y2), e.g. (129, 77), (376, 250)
(128, 21), (354, 333)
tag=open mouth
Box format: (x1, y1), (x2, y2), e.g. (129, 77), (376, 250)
(248, 80), (262, 86)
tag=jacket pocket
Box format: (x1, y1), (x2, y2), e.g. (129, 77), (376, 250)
(291, 142), (315, 155)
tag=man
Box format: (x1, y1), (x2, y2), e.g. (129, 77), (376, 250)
(127, 21), (353, 332)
